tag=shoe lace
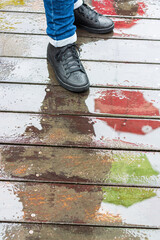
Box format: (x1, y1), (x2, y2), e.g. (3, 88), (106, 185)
(78, 3), (100, 22)
(55, 44), (84, 76)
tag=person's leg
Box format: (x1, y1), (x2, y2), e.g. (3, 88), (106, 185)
(43, 0), (76, 47)
(43, 0), (90, 92)
(43, 0), (114, 92)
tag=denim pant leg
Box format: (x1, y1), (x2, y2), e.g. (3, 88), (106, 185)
(43, 0), (83, 47)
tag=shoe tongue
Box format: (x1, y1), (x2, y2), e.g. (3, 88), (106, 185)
(60, 45), (75, 56)
(62, 44), (74, 51)
(80, 4), (99, 20)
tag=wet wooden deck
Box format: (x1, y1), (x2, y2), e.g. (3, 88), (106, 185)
(0, 0), (160, 239)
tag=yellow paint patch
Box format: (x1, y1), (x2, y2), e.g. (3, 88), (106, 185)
(0, 0), (25, 9)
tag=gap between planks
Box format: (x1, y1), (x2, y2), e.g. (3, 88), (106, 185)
(1, 31), (160, 42)
(1, 56), (160, 65)
(0, 220), (159, 230)
(0, 110), (160, 120)
(0, 9), (160, 21)
(0, 178), (159, 189)
(0, 142), (160, 153)
(1, 81), (160, 92)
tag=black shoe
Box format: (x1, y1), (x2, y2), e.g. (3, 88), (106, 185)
(74, 3), (114, 34)
(47, 43), (90, 93)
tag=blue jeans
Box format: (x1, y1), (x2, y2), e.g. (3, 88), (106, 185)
(43, 0), (83, 47)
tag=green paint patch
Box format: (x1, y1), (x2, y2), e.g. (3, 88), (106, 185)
(102, 187), (156, 207)
(106, 153), (159, 185)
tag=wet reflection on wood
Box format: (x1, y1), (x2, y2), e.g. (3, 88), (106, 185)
(0, 57), (50, 84)
(1, 145), (160, 187)
(0, 113), (159, 150)
(1, 0), (160, 19)
(78, 17), (160, 39)
(0, 182), (160, 227)
(79, 38), (160, 63)
(91, 0), (160, 19)
(1, 11), (160, 40)
(1, 34), (160, 64)
(1, 57), (160, 90)
(1, 84), (160, 118)
(1, 0), (160, 237)
(1, 223), (160, 240)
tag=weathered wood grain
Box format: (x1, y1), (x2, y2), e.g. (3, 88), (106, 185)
(0, 223), (160, 240)
(1, 84), (160, 119)
(79, 38), (160, 63)
(0, 0), (44, 13)
(0, 58), (50, 84)
(0, 113), (160, 150)
(1, 145), (160, 187)
(1, 57), (160, 90)
(0, 0), (160, 235)
(1, 11), (160, 40)
(0, 0), (160, 19)
(0, 182), (160, 227)
(1, 34), (160, 64)
(78, 17), (160, 40)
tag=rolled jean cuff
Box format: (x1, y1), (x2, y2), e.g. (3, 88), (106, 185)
(49, 32), (77, 47)
(74, 0), (83, 9)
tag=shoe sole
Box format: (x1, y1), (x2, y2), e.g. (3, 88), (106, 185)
(76, 22), (114, 34)
(47, 55), (90, 93)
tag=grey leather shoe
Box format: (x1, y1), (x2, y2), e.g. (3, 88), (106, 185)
(47, 43), (90, 93)
(74, 3), (114, 33)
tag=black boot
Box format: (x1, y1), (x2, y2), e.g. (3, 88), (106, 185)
(47, 43), (90, 93)
(74, 3), (114, 34)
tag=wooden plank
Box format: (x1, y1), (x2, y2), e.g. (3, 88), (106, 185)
(0, 223), (160, 240)
(0, 181), (160, 227)
(1, 84), (160, 119)
(0, 34), (47, 58)
(1, 34), (160, 63)
(0, 113), (160, 150)
(1, 11), (160, 40)
(1, 57), (160, 90)
(0, 0), (160, 19)
(0, 11), (47, 34)
(0, 0), (44, 13)
(80, 37), (160, 63)
(78, 17), (160, 40)
(1, 145), (160, 187)
(0, 58), (50, 84)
